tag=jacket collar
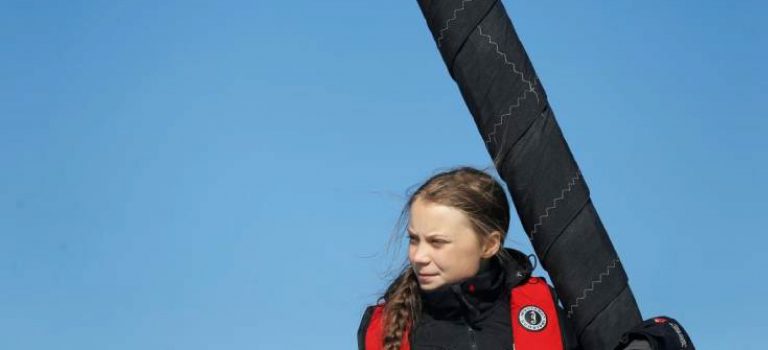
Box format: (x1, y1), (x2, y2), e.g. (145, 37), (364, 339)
(500, 247), (533, 289)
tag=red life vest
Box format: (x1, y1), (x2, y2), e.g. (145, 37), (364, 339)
(364, 277), (564, 350)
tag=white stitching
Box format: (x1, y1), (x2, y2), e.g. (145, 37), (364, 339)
(566, 259), (620, 319)
(529, 172), (581, 242)
(485, 89), (533, 145)
(477, 25), (540, 104)
(436, 0), (474, 47)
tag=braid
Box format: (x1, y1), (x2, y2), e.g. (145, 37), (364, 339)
(382, 267), (421, 350)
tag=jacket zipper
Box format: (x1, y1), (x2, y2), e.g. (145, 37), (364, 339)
(467, 325), (478, 350)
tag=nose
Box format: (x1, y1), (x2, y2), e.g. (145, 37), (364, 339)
(409, 242), (431, 266)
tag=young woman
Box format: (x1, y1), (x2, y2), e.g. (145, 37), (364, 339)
(357, 167), (579, 350)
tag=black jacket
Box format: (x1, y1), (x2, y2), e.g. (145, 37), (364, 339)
(358, 248), (580, 350)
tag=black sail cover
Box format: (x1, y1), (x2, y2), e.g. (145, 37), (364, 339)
(416, 1), (642, 349)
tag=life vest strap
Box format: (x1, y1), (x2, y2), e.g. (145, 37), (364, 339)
(511, 277), (564, 350)
(364, 306), (411, 350)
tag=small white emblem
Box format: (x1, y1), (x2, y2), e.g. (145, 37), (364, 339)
(518, 305), (547, 331)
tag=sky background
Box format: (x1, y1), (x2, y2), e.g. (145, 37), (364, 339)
(2, 0), (767, 349)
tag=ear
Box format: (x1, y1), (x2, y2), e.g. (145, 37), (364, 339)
(481, 231), (502, 258)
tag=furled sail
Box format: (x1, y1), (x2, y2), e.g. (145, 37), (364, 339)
(416, 1), (642, 348)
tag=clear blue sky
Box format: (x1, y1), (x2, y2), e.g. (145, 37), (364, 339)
(2, 0), (766, 349)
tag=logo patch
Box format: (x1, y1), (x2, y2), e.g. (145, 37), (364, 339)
(518, 305), (547, 331)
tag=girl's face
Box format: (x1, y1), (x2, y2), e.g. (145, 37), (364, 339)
(407, 197), (500, 291)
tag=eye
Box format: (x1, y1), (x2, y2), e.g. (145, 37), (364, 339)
(430, 239), (448, 247)
(408, 235), (419, 244)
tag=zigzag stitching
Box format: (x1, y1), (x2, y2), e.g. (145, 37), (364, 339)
(477, 25), (540, 104)
(436, 0), (474, 47)
(566, 259), (620, 319)
(529, 172), (581, 241)
(485, 89), (532, 145)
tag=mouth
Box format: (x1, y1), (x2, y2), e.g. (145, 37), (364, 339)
(417, 273), (439, 281)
